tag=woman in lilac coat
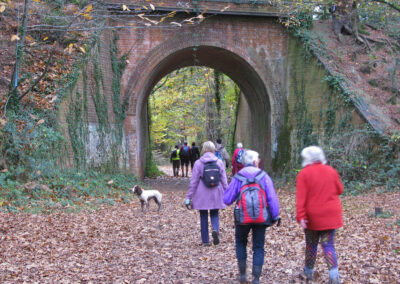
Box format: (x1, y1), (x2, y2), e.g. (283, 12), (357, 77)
(224, 150), (280, 284)
(185, 141), (228, 246)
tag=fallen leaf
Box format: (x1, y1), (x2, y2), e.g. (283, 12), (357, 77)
(11, 34), (20, 41)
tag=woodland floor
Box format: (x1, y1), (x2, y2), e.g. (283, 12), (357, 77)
(0, 162), (399, 283)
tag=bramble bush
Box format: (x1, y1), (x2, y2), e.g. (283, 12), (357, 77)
(325, 129), (400, 195)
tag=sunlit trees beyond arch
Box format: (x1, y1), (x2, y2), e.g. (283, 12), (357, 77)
(149, 67), (240, 153)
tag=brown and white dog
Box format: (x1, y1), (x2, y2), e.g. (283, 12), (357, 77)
(131, 185), (162, 212)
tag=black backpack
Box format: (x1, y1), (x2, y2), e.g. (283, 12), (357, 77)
(201, 161), (220, 188)
(171, 149), (177, 158)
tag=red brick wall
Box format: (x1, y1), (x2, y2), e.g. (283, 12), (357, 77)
(113, 15), (289, 177)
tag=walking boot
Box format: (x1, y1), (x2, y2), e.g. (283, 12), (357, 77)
(212, 230), (220, 245)
(252, 265), (262, 284)
(238, 260), (247, 283)
(299, 267), (314, 282)
(328, 268), (340, 284)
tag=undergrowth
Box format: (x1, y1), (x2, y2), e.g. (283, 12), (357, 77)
(0, 169), (138, 213)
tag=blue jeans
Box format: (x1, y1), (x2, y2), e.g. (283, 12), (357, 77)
(199, 209), (219, 244)
(235, 225), (266, 266)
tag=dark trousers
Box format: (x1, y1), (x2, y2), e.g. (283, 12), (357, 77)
(199, 209), (219, 244)
(172, 160), (180, 176)
(235, 225), (266, 266)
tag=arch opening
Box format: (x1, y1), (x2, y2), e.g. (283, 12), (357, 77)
(129, 46), (272, 179)
(148, 67), (241, 177)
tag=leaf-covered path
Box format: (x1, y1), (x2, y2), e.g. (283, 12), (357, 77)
(0, 171), (399, 283)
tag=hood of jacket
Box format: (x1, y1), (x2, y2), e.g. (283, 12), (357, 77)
(237, 165), (263, 178)
(199, 152), (218, 163)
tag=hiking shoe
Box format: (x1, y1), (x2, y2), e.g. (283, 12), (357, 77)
(201, 242), (211, 246)
(252, 265), (262, 284)
(212, 230), (220, 245)
(299, 271), (313, 282)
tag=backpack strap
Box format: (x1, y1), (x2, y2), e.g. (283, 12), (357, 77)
(233, 173), (248, 187)
(254, 170), (266, 182)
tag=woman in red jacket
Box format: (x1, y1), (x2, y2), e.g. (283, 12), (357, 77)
(296, 146), (343, 284)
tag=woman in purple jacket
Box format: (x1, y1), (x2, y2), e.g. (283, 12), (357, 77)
(185, 141), (228, 246)
(223, 150), (280, 284)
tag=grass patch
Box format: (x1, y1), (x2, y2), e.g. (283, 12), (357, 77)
(0, 169), (138, 213)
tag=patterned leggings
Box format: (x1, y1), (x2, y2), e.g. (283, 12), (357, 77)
(304, 229), (338, 270)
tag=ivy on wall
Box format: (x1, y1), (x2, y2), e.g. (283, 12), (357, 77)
(110, 33), (129, 170)
(63, 31), (130, 173)
(273, 30), (399, 192)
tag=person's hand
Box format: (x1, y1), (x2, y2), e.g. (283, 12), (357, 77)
(185, 198), (191, 209)
(300, 219), (308, 229)
(272, 217), (281, 227)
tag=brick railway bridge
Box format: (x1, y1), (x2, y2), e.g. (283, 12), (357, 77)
(61, 0), (369, 178)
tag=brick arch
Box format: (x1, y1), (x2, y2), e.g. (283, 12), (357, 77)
(123, 41), (273, 179)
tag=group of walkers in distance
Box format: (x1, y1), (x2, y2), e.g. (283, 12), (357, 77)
(181, 140), (343, 284)
(170, 141), (201, 177)
(170, 139), (243, 178)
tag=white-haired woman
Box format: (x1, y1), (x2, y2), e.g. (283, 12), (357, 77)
(296, 146), (344, 284)
(185, 141), (228, 246)
(224, 150), (280, 284)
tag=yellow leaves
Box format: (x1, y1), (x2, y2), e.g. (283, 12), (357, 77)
(0, 4), (6, 13)
(11, 34), (20, 41)
(167, 11), (176, 18)
(43, 36), (48, 41)
(82, 13), (92, 20)
(33, 0), (41, 2)
(64, 43), (85, 54)
(85, 4), (93, 13)
(122, 4), (130, 11)
(142, 5), (148, 10)
(5, 0), (13, 9)
(65, 43), (74, 54)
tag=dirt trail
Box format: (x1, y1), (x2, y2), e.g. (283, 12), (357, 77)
(144, 164), (191, 193)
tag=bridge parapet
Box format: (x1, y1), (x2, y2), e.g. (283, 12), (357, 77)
(105, 0), (283, 17)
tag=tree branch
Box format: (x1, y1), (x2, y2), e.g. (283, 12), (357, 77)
(373, 0), (400, 12)
(17, 6), (94, 102)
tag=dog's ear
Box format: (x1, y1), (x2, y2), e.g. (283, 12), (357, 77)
(136, 186), (143, 195)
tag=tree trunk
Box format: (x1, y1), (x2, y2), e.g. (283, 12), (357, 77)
(7, 0), (30, 110)
(205, 92), (215, 141)
(213, 70), (222, 139)
(331, 0), (362, 43)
